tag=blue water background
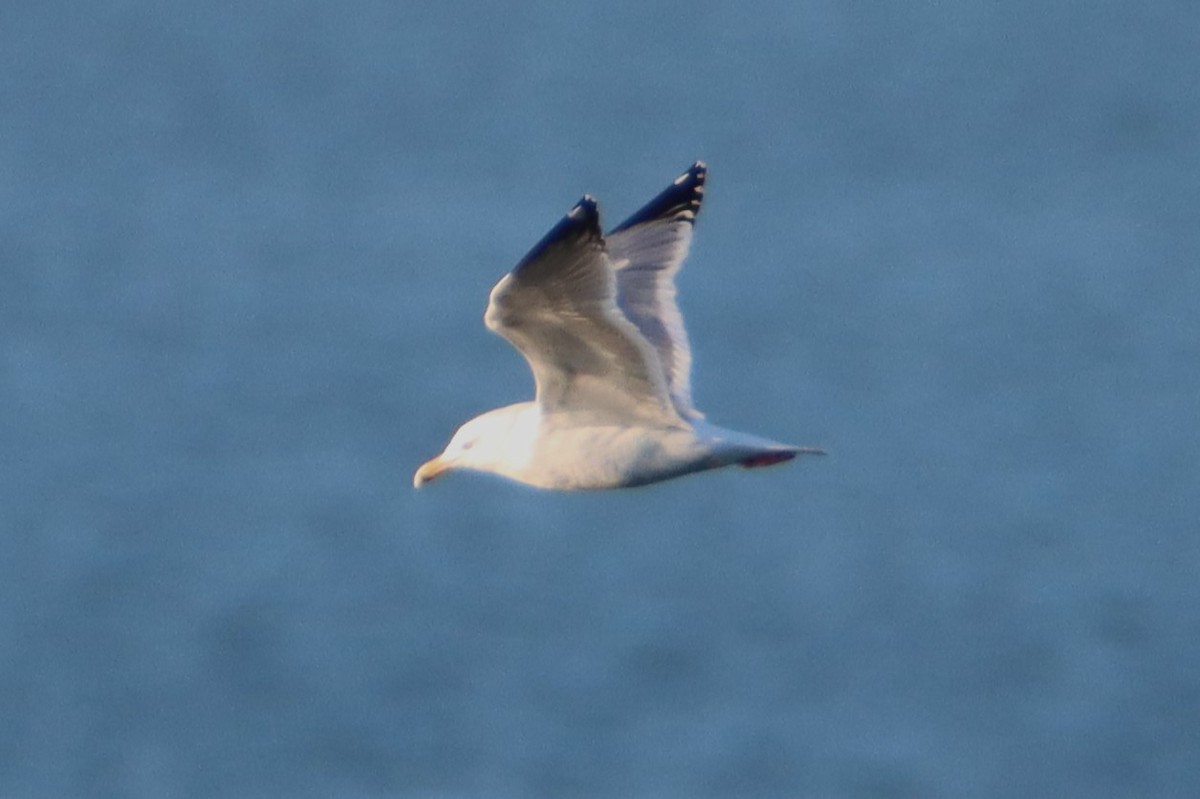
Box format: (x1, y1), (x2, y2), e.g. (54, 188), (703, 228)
(3, 2), (1199, 796)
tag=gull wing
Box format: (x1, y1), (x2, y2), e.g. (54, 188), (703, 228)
(484, 196), (682, 424)
(606, 161), (706, 419)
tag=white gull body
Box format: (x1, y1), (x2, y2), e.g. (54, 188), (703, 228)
(414, 162), (822, 490)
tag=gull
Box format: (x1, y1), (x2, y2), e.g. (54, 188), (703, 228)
(414, 162), (823, 490)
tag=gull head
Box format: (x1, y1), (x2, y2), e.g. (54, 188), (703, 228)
(413, 405), (534, 488)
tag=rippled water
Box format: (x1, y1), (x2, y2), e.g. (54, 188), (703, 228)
(4, 2), (1198, 796)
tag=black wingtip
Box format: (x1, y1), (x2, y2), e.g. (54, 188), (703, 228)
(682, 161), (707, 182)
(610, 161), (707, 234)
(569, 194), (599, 222)
(513, 193), (603, 273)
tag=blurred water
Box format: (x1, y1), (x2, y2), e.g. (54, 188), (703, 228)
(3, 1), (1199, 797)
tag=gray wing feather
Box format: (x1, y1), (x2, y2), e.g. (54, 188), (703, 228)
(484, 196), (681, 424)
(606, 162), (706, 419)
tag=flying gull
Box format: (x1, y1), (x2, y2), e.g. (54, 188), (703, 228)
(414, 162), (823, 490)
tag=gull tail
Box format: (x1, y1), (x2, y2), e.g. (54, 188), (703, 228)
(739, 446), (825, 469)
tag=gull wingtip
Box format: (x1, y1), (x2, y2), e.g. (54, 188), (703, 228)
(570, 194), (598, 218)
